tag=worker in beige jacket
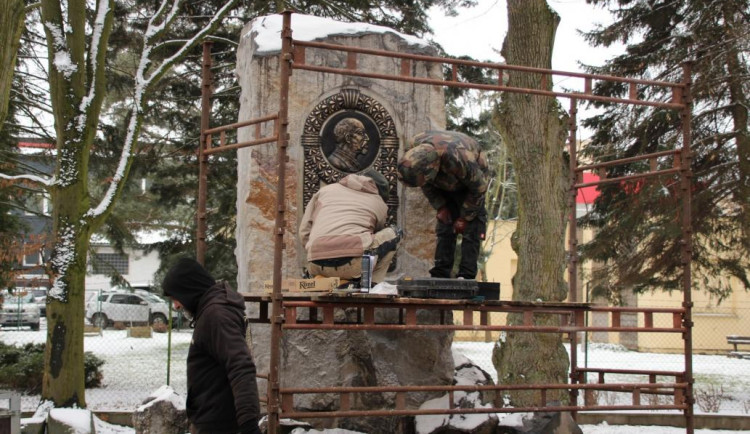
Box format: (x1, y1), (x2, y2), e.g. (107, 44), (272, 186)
(299, 169), (401, 285)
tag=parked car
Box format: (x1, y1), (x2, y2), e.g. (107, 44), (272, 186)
(85, 289), (175, 328)
(0, 291), (41, 331)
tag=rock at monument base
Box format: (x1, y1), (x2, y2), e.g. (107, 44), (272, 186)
(453, 349), (497, 406)
(415, 394), (498, 434)
(415, 351), (499, 434)
(251, 308), (454, 434)
(132, 385), (188, 434)
(497, 411), (583, 434)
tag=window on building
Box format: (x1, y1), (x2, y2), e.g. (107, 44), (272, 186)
(91, 253), (129, 275)
(23, 192), (51, 216)
(23, 252), (42, 266)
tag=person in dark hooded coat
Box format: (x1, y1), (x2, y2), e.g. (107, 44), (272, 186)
(162, 258), (261, 434)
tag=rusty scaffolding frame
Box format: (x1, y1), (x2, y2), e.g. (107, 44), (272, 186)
(197, 11), (694, 433)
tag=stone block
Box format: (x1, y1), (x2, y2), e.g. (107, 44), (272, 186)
(127, 326), (153, 338)
(20, 416), (45, 434)
(46, 408), (94, 434)
(132, 385), (187, 434)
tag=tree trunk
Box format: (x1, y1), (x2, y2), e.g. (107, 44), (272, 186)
(40, 0), (95, 407)
(0, 0), (25, 129)
(491, 0), (570, 406)
(42, 105), (93, 408)
(43, 225), (90, 407)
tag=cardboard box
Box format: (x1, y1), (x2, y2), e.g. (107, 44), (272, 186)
(263, 277), (340, 293)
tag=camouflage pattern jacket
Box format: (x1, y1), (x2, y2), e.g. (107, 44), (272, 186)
(399, 130), (488, 220)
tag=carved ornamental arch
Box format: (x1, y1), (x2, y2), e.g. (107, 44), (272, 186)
(301, 89), (399, 225)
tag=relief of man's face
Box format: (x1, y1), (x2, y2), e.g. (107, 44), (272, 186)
(335, 118), (369, 155)
(348, 122), (369, 155)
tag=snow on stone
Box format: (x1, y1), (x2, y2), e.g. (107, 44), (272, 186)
(136, 385), (185, 412)
(450, 411), (495, 431)
(498, 411), (530, 428)
(454, 365), (488, 386)
(416, 389), (496, 434)
(247, 13), (429, 55)
(49, 408), (92, 433)
(452, 347), (472, 368)
(415, 394), (474, 434)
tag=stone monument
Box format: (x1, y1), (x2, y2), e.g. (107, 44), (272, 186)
(236, 14), (452, 432)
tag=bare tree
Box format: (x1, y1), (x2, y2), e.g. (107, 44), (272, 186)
(0, 0), (237, 409)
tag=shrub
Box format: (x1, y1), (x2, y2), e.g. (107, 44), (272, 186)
(0, 342), (105, 393)
(695, 384), (724, 413)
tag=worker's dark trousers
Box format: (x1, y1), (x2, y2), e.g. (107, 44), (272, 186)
(429, 193), (487, 280)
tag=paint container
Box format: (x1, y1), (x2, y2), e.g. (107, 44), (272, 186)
(360, 254), (375, 293)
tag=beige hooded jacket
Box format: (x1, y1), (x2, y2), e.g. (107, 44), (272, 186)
(299, 174), (388, 261)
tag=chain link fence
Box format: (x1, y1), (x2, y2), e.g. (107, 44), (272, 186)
(1, 301), (748, 417)
(0, 313), (192, 413)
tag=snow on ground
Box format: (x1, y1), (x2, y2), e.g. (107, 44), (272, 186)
(1, 320), (192, 412)
(2, 325), (749, 433)
(453, 341), (750, 416)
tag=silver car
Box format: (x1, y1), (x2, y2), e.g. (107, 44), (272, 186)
(85, 290), (175, 328)
(1, 291), (41, 331)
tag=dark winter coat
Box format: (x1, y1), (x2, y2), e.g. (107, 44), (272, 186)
(186, 281), (260, 432)
(163, 258), (260, 433)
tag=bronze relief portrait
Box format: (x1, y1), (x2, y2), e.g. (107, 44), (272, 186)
(301, 88), (399, 226)
(321, 112), (380, 173)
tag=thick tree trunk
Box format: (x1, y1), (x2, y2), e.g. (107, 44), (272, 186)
(0, 0), (25, 128)
(43, 225), (90, 407)
(42, 118), (92, 408)
(40, 0), (93, 407)
(491, 0), (570, 406)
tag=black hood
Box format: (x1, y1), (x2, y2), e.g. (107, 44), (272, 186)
(162, 258), (216, 313)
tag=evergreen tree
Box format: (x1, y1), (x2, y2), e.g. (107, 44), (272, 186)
(580, 0), (750, 301)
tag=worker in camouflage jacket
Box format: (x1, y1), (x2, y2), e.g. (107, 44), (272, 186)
(397, 130), (488, 279)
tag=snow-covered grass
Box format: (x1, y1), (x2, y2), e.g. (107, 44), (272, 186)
(0, 320), (192, 412)
(2, 326), (749, 433)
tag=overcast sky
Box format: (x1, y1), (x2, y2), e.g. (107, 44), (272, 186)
(428, 0), (618, 70)
(427, 0), (623, 138)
